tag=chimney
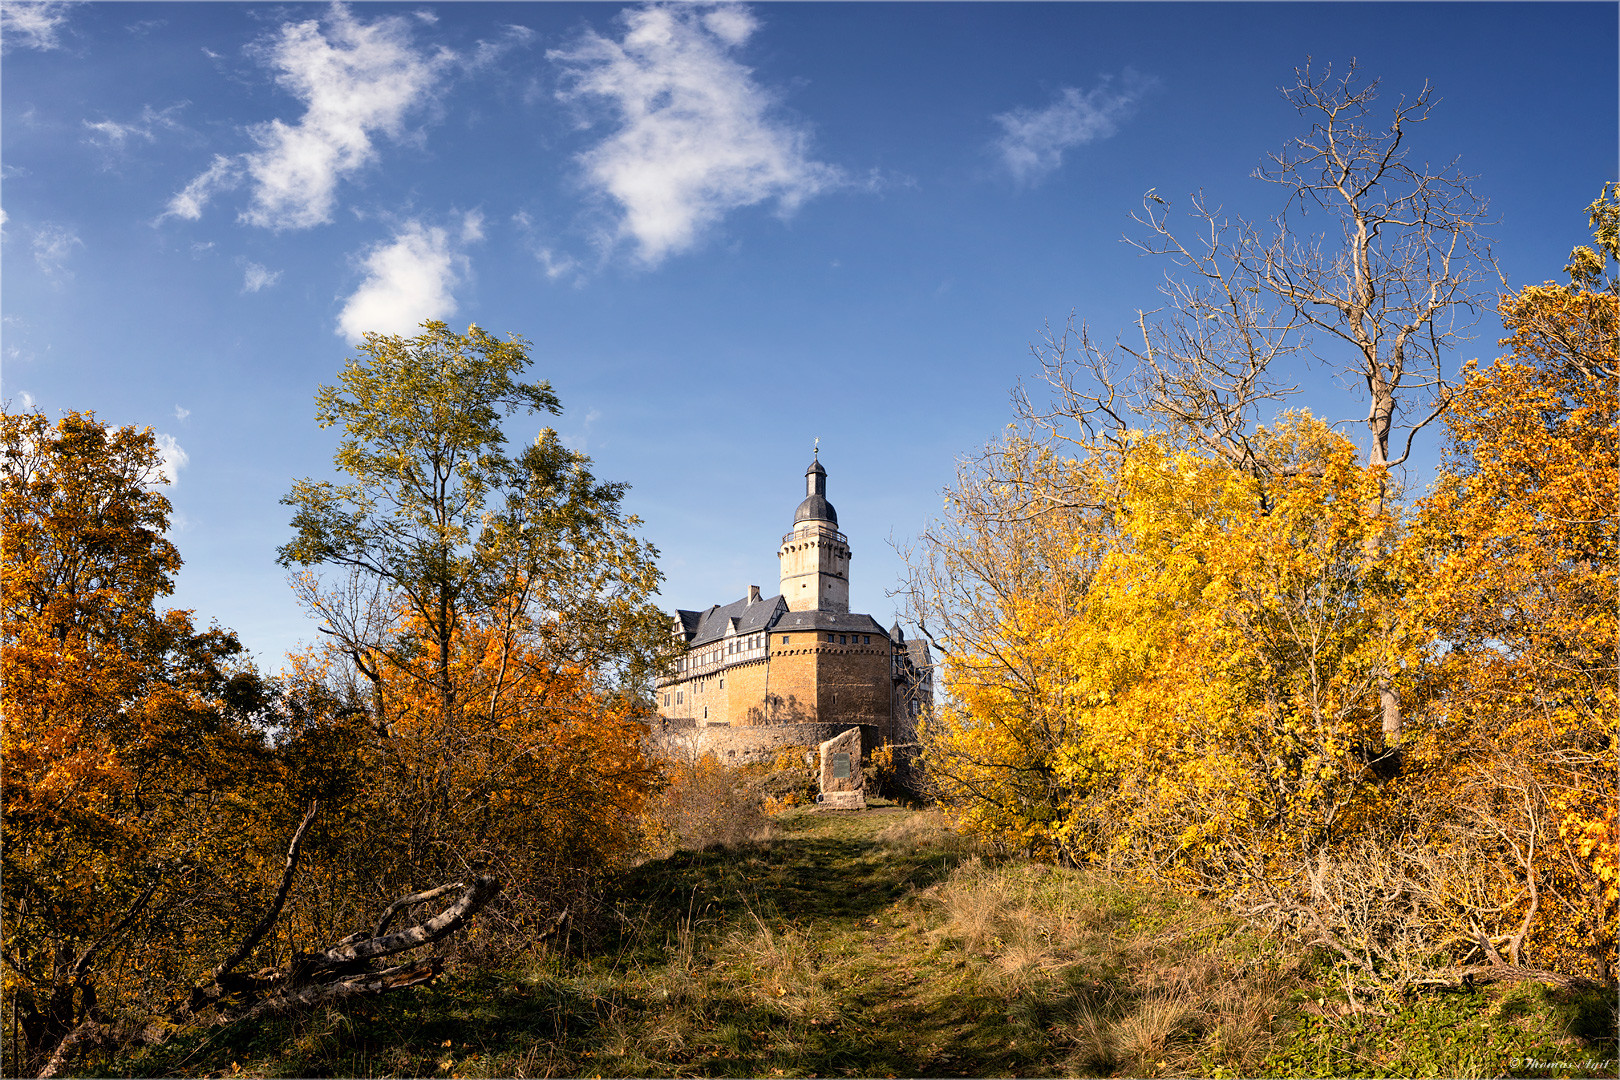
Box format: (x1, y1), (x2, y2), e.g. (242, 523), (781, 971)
(747, 584), (762, 604)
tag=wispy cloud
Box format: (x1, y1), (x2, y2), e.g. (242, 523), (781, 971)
(173, 404), (191, 422)
(551, 3), (843, 265)
(242, 262), (281, 292)
(83, 103), (186, 157)
(32, 223), (83, 279)
(166, 3), (450, 231)
(468, 22), (535, 71)
(336, 212), (482, 343)
(993, 70), (1157, 184)
(161, 154), (241, 223)
(1, 1), (77, 53)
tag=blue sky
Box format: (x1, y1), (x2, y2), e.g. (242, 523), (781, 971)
(4, 1), (1615, 669)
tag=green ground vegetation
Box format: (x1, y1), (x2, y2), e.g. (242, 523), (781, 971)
(86, 807), (1614, 1079)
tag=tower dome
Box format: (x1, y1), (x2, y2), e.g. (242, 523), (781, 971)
(793, 456), (837, 525)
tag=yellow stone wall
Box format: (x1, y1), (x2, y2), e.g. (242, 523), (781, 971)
(658, 631), (895, 731)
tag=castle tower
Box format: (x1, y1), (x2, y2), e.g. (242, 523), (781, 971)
(778, 453), (850, 613)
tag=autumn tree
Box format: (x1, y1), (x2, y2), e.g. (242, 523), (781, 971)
(1, 411), (283, 1069)
(1401, 185), (1618, 980)
(911, 185), (1617, 989)
(278, 321), (672, 907)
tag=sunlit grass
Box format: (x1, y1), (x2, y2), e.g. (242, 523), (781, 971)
(90, 806), (1614, 1079)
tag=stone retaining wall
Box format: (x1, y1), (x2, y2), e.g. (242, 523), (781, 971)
(651, 722), (882, 767)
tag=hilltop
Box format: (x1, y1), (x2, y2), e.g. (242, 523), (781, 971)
(96, 807), (1612, 1079)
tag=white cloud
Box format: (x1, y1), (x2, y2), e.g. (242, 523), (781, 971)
(1, 1), (76, 53)
(152, 432), (189, 487)
(239, 4), (451, 229)
(336, 213), (482, 343)
(18, 391), (36, 410)
(82, 103), (185, 152)
(551, 3), (843, 265)
(167, 3), (449, 231)
(536, 247), (580, 282)
(161, 154), (241, 222)
(32, 223), (82, 279)
(173, 404), (191, 422)
(993, 70), (1157, 184)
(242, 262), (282, 292)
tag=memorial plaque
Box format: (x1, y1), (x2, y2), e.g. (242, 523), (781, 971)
(818, 727), (864, 808)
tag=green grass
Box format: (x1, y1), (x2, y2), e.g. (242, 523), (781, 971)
(87, 807), (1616, 1078)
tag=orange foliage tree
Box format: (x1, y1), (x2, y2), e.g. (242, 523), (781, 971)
(1402, 185), (1618, 979)
(1, 411), (285, 1065)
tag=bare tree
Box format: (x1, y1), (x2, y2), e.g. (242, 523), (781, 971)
(1022, 60), (1498, 487)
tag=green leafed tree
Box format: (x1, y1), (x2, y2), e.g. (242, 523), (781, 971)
(277, 317), (672, 753)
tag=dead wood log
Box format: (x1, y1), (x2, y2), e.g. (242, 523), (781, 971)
(191, 875), (504, 1022)
(210, 800), (319, 987)
(293, 875), (503, 981)
(234, 960), (444, 1023)
(35, 1019), (106, 1080)
(1405, 964), (1603, 993)
(188, 800), (504, 1023)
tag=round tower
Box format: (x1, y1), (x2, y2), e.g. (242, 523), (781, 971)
(778, 453), (850, 613)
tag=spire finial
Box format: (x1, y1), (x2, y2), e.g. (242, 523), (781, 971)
(813, 437), (819, 459)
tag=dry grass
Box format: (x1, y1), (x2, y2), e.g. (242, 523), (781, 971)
(90, 807), (1613, 1079)
(917, 855), (1295, 1077)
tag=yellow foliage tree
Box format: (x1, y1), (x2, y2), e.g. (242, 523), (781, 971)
(917, 189), (1617, 986)
(920, 418), (1406, 883)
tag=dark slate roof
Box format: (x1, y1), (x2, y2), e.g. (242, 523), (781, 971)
(794, 493), (837, 525)
(687, 593), (788, 646)
(672, 610), (702, 638)
(772, 610), (890, 636)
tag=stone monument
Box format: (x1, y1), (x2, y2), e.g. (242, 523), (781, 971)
(817, 727), (865, 810)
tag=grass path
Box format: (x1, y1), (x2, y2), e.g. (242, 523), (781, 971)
(102, 807), (1614, 1078)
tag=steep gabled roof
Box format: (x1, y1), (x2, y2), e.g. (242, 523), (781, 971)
(671, 609), (703, 642)
(687, 593), (788, 646)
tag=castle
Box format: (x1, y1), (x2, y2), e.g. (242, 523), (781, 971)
(657, 455), (931, 752)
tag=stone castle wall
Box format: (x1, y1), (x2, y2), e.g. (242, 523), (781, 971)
(653, 721), (881, 767)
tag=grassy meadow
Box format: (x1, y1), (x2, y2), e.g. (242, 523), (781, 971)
(90, 806), (1613, 1079)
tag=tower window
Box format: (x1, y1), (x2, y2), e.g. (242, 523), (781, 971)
(719, 678), (725, 689)
(781, 635), (790, 644)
